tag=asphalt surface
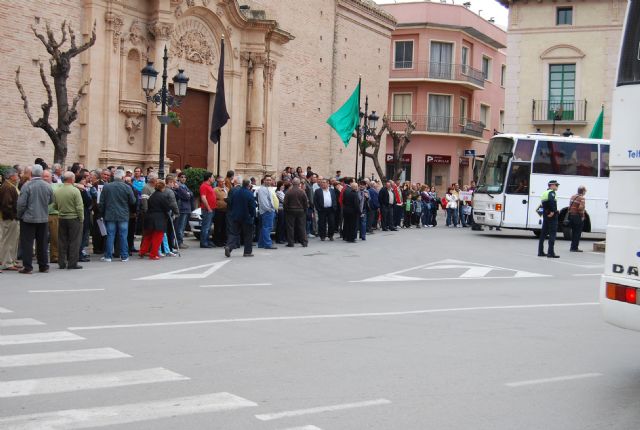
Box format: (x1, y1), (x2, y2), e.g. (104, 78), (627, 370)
(2, 222), (639, 430)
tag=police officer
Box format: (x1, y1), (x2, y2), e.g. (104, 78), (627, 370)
(538, 179), (560, 258)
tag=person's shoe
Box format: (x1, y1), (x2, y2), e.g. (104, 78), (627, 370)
(138, 253), (145, 259)
(243, 253), (254, 257)
(50, 260), (58, 264)
(382, 228), (388, 231)
(79, 257), (91, 263)
(286, 244), (294, 247)
(121, 257), (129, 262)
(150, 256), (161, 261)
(67, 265), (83, 270)
(329, 237), (334, 241)
(38, 268), (49, 273)
(100, 257), (112, 262)
(320, 237), (325, 241)
(537, 253), (547, 257)
(570, 249), (584, 252)
(200, 244), (213, 249)
(58, 264), (67, 269)
(224, 246), (231, 258)
(4, 265), (20, 271)
(302, 243), (308, 247)
(166, 252), (177, 257)
(130, 248), (139, 253)
(547, 254), (560, 258)
(19, 268), (32, 274)
(264, 246), (278, 250)
(390, 228), (398, 232)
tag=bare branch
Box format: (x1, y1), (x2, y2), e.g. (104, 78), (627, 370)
(67, 78), (91, 122)
(68, 23), (77, 50)
(38, 62), (53, 111)
(55, 20), (68, 50)
(67, 20), (96, 58)
(15, 67), (37, 127)
(31, 24), (55, 55)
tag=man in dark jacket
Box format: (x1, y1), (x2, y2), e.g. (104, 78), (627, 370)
(378, 180), (397, 232)
(225, 179), (257, 257)
(0, 168), (21, 272)
(367, 181), (380, 233)
(342, 182), (361, 243)
(173, 172), (193, 248)
(99, 169), (136, 262)
(313, 178), (337, 241)
(283, 177), (309, 247)
(16, 164), (53, 274)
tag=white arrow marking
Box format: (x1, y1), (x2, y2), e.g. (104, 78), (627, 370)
(135, 261), (229, 280)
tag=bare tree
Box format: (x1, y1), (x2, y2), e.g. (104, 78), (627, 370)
(359, 114), (416, 181)
(15, 20), (96, 165)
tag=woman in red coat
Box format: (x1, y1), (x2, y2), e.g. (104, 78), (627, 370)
(139, 181), (172, 260)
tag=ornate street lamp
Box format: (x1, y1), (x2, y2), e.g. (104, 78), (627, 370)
(141, 45), (189, 179)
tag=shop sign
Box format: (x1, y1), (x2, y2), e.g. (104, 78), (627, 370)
(386, 153), (412, 163)
(425, 155), (451, 165)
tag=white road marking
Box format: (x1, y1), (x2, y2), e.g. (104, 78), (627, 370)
(0, 307), (13, 313)
(28, 288), (104, 293)
(0, 392), (257, 429)
(0, 367), (188, 398)
(572, 273), (602, 277)
(68, 302), (599, 332)
(200, 283), (272, 288)
(514, 253), (603, 268)
(255, 399), (391, 421)
(506, 373), (602, 387)
(135, 261), (229, 281)
(0, 331), (84, 346)
(0, 318), (45, 327)
(281, 426), (323, 430)
(0, 348), (131, 368)
(356, 258), (549, 282)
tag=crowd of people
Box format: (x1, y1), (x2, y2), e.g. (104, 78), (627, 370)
(0, 158), (483, 273)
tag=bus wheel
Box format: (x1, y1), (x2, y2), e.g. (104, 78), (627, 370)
(562, 226), (572, 241)
(533, 230), (541, 238)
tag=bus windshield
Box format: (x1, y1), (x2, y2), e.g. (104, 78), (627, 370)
(476, 137), (514, 193)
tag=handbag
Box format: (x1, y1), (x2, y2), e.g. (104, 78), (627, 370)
(563, 197), (577, 227)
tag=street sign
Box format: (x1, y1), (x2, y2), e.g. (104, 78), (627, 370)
(464, 149), (476, 157)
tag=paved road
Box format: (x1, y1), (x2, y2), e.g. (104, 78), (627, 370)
(2, 225), (638, 430)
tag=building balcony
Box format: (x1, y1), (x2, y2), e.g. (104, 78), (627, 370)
(390, 115), (485, 138)
(531, 99), (588, 124)
(390, 61), (485, 90)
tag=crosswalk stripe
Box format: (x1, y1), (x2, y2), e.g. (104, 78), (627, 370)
(0, 392), (258, 429)
(0, 348), (131, 368)
(281, 426), (323, 430)
(0, 367), (188, 398)
(0, 318), (46, 328)
(255, 399), (392, 421)
(0, 331), (84, 346)
(0, 307), (13, 313)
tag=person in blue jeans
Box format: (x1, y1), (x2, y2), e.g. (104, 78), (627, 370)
(98, 169), (136, 262)
(257, 175), (277, 249)
(198, 172), (216, 248)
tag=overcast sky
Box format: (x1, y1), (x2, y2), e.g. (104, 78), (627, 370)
(374, 0), (509, 28)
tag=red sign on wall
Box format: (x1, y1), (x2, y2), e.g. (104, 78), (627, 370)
(425, 155), (451, 165)
(386, 153), (412, 163)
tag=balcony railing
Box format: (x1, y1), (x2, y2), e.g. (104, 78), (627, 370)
(532, 99), (587, 122)
(390, 61), (485, 89)
(390, 115), (485, 137)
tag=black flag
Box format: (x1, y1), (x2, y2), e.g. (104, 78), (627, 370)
(210, 38), (229, 144)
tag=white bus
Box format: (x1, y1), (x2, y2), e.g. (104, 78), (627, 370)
(472, 133), (610, 239)
(600, 0), (640, 331)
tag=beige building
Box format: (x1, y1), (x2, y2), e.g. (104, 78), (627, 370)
(500, 0), (625, 138)
(0, 0), (395, 178)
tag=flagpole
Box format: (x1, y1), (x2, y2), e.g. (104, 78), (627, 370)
(355, 75), (362, 179)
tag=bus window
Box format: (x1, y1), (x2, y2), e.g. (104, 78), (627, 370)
(506, 163), (530, 194)
(533, 140), (598, 176)
(513, 139), (535, 162)
(617, 0), (640, 86)
(476, 137), (513, 193)
(600, 145), (610, 177)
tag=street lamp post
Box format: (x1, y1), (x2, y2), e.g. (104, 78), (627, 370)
(359, 95), (379, 180)
(140, 45), (189, 179)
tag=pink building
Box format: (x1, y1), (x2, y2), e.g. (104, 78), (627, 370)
(381, 2), (506, 192)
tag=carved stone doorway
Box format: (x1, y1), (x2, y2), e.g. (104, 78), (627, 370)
(167, 88), (210, 170)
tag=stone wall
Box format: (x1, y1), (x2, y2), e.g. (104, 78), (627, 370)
(0, 0), (84, 167)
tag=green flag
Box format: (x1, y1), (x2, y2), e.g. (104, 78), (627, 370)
(589, 107), (604, 139)
(327, 82), (360, 147)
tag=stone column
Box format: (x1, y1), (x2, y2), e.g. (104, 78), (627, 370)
(103, 11), (124, 159)
(247, 53), (265, 169)
(145, 20), (174, 165)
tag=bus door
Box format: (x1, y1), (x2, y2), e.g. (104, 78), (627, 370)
(503, 162), (531, 228)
